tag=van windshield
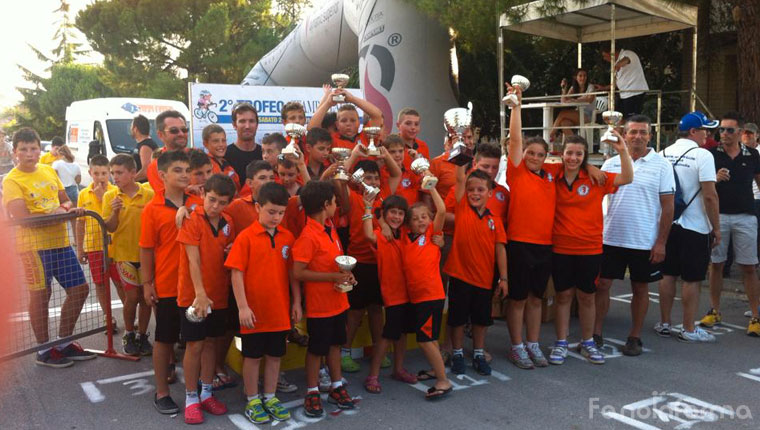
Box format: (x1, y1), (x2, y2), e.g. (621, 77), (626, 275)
(105, 119), (164, 153)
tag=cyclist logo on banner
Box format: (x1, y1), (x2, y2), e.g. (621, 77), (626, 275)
(194, 90), (218, 123)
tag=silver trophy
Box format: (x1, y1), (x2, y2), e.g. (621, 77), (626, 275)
(444, 102), (474, 166)
(351, 168), (381, 200)
(334, 255), (357, 292)
(502, 75), (530, 109)
(186, 305), (212, 323)
(363, 126), (382, 156)
(283, 123), (307, 159)
(410, 158), (438, 190)
(331, 147), (351, 181)
(600, 111), (623, 155)
(331, 74), (350, 103)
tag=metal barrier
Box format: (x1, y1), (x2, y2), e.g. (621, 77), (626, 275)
(1, 210), (134, 361)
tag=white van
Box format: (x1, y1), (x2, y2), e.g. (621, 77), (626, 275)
(65, 98), (190, 184)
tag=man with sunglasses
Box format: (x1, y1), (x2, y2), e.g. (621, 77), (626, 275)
(146, 110), (189, 194)
(224, 103), (262, 183)
(703, 112), (760, 336)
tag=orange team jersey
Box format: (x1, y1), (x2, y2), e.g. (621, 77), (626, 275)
(506, 158), (557, 245)
(225, 221), (295, 334)
(176, 207), (236, 309)
(224, 195), (259, 232)
(209, 155), (241, 192)
(283, 196), (307, 238)
(292, 217), (349, 318)
(139, 192), (204, 298)
(402, 224), (445, 303)
(146, 149), (168, 195)
(402, 139), (430, 170)
(347, 191), (383, 264)
(238, 183), (252, 198)
(429, 152), (457, 199)
(444, 181), (510, 234)
(331, 131), (366, 150)
(381, 166), (420, 206)
(374, 228), (409, 306)
(444, 195), (507, 289)
(553, 170), (618, 255)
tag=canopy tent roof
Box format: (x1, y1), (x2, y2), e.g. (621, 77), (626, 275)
(499, 0), (698, 43)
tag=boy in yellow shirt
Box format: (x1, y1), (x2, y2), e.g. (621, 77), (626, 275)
(102, 154), (155, 356)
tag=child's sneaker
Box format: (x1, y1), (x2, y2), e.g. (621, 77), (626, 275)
(244, 398), (270, 424)
(122, 332), (139, 356)
(699, 308), (721, 328)
(341, 355), (360, 373)
(35, 348), (73, 368)
(548, 340), (568, 365)
(303, 391), (324, 418)
(526, 343), (548, 367)
(138, 333), (153, 356)
(57, 342), (96, 361)
(472, 354), (491, 375)
(578, 340), (605, 364)
(200, 395), (227, 415)
(653, 322), (671, 337)
(678, 327), (716, 343)
(277, 372), (298, 393)
(451, 353), (466, 374)
(263, 396), (291, 421)
(184, 403), (203, 424)
(507, 346), (534, 369)
(318, 368), (331, 392)
(328, 385), (355, 409)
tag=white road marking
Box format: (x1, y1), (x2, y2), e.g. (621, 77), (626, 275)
(668, 392), (735, 417)
(229, 414), (260, 429)
(96, 370), (155, 384)
(736, 372), (760, 383)
(490, 369), (511, 381)
(80, 381), (105, 403)
(622, 396), (667, 411)
(602, 411), (662, 430)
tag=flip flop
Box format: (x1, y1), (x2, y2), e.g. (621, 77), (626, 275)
(425, 385), (453, 401)
(416, 370), (436, 381)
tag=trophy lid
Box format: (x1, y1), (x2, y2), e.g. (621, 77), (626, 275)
(410, 157), (430, 174)
(363, 126), (381, 137)
(284, 123), (307, 137)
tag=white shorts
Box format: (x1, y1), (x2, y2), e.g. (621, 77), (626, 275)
(710, 213), (759, 265)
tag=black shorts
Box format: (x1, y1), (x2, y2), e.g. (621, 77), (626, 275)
(307, 311), (348, 356)
(661, 224), (710, 282)
(179, 307), (229, 342)
(227, 285), (240, 334)
(413, 300), (444, 343)
(348, 263), (383, 309)
(241, 331), (289, 359)
(155, 298), (181, 344)
(552, 253), (602, 294)
(382, 303), (416, 341)
(447, 278), (494, 327)
(600, 245), (663, 283)
(507, 241), (552, 301)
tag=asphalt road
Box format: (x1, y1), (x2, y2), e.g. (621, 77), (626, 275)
(1, 280), (759, 430)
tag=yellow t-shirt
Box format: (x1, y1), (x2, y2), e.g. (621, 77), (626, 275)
(78, 182), (117, 253)
(39, 152), (60, 165)
(2, 164), (68, 251)
(102, 182), (154, 262)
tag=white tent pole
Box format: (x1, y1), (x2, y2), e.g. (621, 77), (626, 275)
(609, 4), (616, 111)
(691, 27), (697, 111)
(577, 42), (582, 68)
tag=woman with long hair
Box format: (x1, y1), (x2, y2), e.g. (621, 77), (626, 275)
(51, 145), (81, 206)
(550, 68), (597, 141)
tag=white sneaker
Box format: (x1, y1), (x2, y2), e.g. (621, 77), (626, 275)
(746, 310), (753, 318)
(653, 322), (671, 337)
(677, 327), (716, 343)
(277, 372), (298, 393)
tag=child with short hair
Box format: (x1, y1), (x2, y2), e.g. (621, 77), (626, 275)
(262, 133), (288, 169)
(187, 149), (214, 196)
(103, 154), (155, 356)
(76, 155), (123, 332)
(293, 181), (356, 417)
(226, 182), (299, 424)
(277, 156), (310, 197)
(308, 85), (383, 150)
(140, 150), (203, 414)
(224, 161), (276, 231)
(202, 124), (240, 192)
(282, 102), (308, 152)
(383, 134), (422, 205)
(304, 128), (333, 179)
(444, 167), (508, 376)
(177, 174), (237, 424)
(396, 108), (430, 170)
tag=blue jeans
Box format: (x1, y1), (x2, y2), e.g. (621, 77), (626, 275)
(64, 185), (79, 206)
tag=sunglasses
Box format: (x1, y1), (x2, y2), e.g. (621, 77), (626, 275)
(166, 127), (189, 134)
(719, 127), (738, 134)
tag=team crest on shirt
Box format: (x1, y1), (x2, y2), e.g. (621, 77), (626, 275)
(222, 224), (231, 237)
(488, 219), (495, 231)
(577, 185), (590, 196)
(402, 178), (412, 188)
(417, 235), (426, 246)
(547, 173), (554, 182)
(282, 245), (290, 259)
(189, 204), (198, 211)
(495, 191), (505, 201)
(228, 171), (235, 177)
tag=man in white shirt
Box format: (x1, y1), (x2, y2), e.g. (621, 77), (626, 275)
(595, 114), (675, 356)
(656, 111), (720, 342)
(599, 48), (649, 119)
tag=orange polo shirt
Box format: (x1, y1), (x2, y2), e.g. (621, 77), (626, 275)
(331, 131), (367, 150)
(429, 152), (457, 199)
(283, 196), (307, 238)
(209, 155), (241, 192)
(444, 180), (510, 235)
(506, 158), (557, 245)
(224, 195), (259, 232)
(176, 207), (236, 309)
(402, 224), (445, 304)
(382, 167), (420, 206)
(139, 192), (203, 298)
(374, 228), (409, 306)
(347, 191), (383, 264)
(292, 217), (349, 318)
(225, 221), (295, 334)
(444, 196), (507, 289)
(553, 170), (618, 255)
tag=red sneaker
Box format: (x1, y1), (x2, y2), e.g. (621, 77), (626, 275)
(184, 403), (204, 425)
(200, 396), (228, 415)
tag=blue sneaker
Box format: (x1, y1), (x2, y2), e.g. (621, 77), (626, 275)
(451, 353), (465, 374)
(579, 340), (605, 364)
(472, 354), (491, 375)
(548, 340), (568, 365)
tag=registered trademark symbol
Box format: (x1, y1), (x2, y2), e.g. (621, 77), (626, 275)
(388, 33), (402, 46)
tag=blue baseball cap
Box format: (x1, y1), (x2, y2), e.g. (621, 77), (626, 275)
(678, 111), (719, 131)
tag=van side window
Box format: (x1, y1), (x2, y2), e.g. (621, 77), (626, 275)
(87, 121), (106, 164)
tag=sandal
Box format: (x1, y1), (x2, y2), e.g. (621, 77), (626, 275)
(391, 368), (418, 384)
(416, 370), (436, 381)
(425, 384), (453, 401)
(212, 373), (237, 391)
(364, 375), (382, 394)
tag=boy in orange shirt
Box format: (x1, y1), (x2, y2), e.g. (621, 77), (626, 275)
(226, 182), (299, 424)
(282, 102), (307, 152)
(140, 150), (203, 415)
(293, 181), (357, 416)
(304, 128), (333, 179)
(224, 161), (275, 231)
(202, 125), (240, 192)
(187, 149), (214, 196)
(308, 85), (383, 150)
(396, 108), (430, 170)
(277, 156), (310, 196)
(444, 167), (508, 376)
(177, 174), (237, 424)
(262, 133), (287, 170)
(384, 134), (422, 206)
(429, 127), (475, 199)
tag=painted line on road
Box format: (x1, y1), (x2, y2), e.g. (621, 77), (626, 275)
(80, 381), (105, 403)
(229, 413), (260, 429)
(602, 411), (661, 430)
(668, 392), (735, 417)
(737, 372), (760, 383)
(96, 370), (155, 384)
(621, 396), (667, 411)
